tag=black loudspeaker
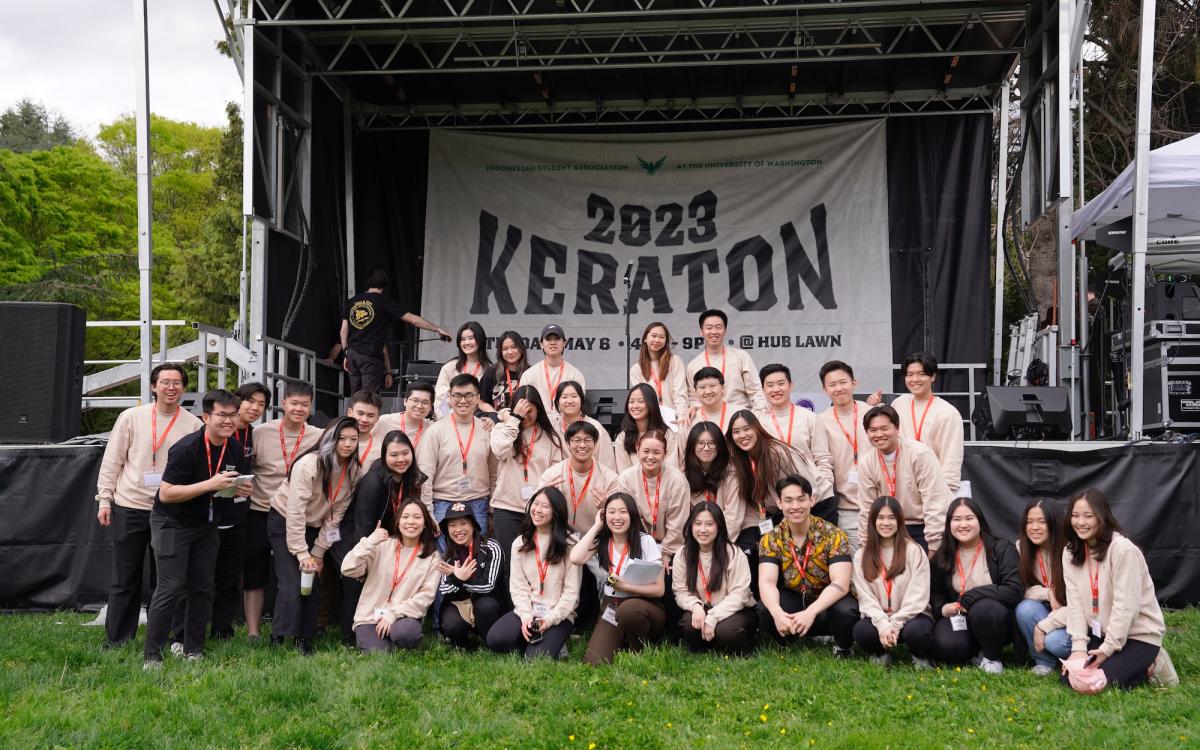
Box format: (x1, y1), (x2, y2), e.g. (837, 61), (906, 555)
(972, 386), (1071, 440)
(0, 302), (86, 443)
(585, 389), (627, 438)
(1145, 283), (1200, 322)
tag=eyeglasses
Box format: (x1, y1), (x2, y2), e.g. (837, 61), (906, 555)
(157, 381), (184, 388)
(448, 392), (478, 402)
(695, 440), (718, 449)
(568, 437), (595, 446)
(406, 398), (432, 407)
(209, 411), (239, 421)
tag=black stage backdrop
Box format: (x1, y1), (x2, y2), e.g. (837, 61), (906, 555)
(4, 442), (1198, 609)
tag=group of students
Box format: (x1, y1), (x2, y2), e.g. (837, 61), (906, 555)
(94, 309), (1176, 690)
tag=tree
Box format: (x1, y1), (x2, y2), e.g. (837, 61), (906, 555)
(0, 99), (76, 153)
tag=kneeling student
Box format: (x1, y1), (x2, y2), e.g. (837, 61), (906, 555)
(437, 502), (505, 649)
(569, 492), (666, 666)
(851, 497), (934, 668)
(673, 501), (758, 654)
(341, 496), (441, 652)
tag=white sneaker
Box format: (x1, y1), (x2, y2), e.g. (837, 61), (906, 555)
(142, 659), (162, 672)
(870, 654), (894, 667)
(169, 642), (185, 658)
(557, 644), (569, 659)
(979, 657), (1004, 674)
(970, 653), (985, 667)
(185, 653), (203, 662)
(911, 656), (933, 670)
(1031, 664), (1054, 676)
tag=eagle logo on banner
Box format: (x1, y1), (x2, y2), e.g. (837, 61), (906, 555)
(637, 155), (667, 175)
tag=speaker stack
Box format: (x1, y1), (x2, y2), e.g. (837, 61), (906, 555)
(0, 302), (86, 443)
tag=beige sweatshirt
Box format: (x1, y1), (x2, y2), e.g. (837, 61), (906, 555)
(341, 532), (442, 627)
(817, 401), (872, 511)
(629, 355), (690, 419)
(551, 415), (616, 471)
(856, 436), (951, 550)
(269, 452), (356, 560)
(613, 426), (682, 473)
(1049, 534), (1166, 656)
(519, 359), (587, 410)
(434, 358), (486, 414)
(615, 464), (691, 561)
(671, 543), (756, 629)
(509, 533), (583, 626)
(686, 346), (767, 412)
(416, 415), (498, 510)
(375, 413), (432, 454)
(852, 541), (932, 629)
(760, 404), (835, 501)
(537, 459), (621, 532)
(489, 416), (567, 514)
(688, 466), (745, 540)
(96, 403), (202, 511)
(250, 419), (320, 512)
(892, 394), (964, 493)
(737, 445), (819, 528)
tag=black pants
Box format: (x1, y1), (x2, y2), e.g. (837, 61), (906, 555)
(678, 606), (760, 655)
(907, 524), (927, 553)
(811, 496), (838, 525)
(734, 526), (764, 593)
(759, 587), (859, 649)
(932, 598), (1014, 663)
(347, 350), (385, 394)
(267, 509), (321, 640)
(242, 509), (272, 591)
(170, 524), (247, 643)
(328, 527), (362, 640)
(439, 595), (505, 648)
(853, 614), (935, 658)
(486, 611), (573, 659)
(492, 508), (524, 606)
(1059, 635), (1160, 691)
(575, 568), (600, 634)
(105, 505), (156, 646)
(144, 514), (218, 660)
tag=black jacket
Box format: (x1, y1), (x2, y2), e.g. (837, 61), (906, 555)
(439, 537), (504, 600)
(930, 534), (1023, 617)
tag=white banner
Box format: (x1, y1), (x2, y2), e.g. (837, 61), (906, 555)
(421, 120), (891, 393)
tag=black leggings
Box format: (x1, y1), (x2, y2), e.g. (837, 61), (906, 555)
(439, 595), (504, 648)
(485, 611), (573, 659)
(678, 606), (759, 655)
(759, 587), (859, 649)
(932, 598), (1014, 663)
(853, 615), (934, 658)
(1059, 635), (1160, 691)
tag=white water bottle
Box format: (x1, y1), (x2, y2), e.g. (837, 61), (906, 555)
(300, 570), (315, 596)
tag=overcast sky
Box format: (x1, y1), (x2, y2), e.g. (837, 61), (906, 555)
(0, 1), (241, 138)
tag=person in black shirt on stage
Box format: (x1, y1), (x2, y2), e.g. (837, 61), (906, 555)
(143, 390), (252, 668)
(340, 266), (453, 394)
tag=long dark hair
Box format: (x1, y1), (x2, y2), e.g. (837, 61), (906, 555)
(1018, 498), (1067, 603)
(391, 496), (439, 558)
(683, 421), (729, 495)
(1064, 487), (1124, 566)
(380, 430), (426, 512)
(620, 383), (670, 455)
(596, 492), (647, 571)
(683, 501), (732, 597)
(519, 486), (571, 564)
(637, 321), (674, 384)
(726, 410), (797, 511)
(454, 321), (492, 371)
(933, 497), (1000, 572)
(492, 330), (529, 382)
(510, 385), (563, 461)
(289, 416), (361, 490)
(861, 496), (911, 581)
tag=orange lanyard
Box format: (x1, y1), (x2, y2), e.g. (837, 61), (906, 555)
(521, 427), (540, 482)
(504, 366), (515, 405)
(1037, 551), (1050, 588)
(789, 536), (815, 595)
(461, 361), (482, 378)
(567, 463), (595, 523)
(325, 461), (349, 522)
(832, 404), (859, 463)
(878, 447), (900, 496)
(642, 471), (662, 533)
(704, 489), (716, 503)
(1087, 554), (1100, 615)
(705, 402), (727, 430)
(609, 539), (629, 577)
(356, 434), (374, 467)
(651, 362), (664, 401)
(390, 543), (420, 597)
(391, 484), (404, 514)
(878, 553), (894, 613)
(955, 545), (984, 602)
(151, 408), (181, 465)
(697, 555), (713, 605)
(279, 423), (305, 473)
(452, 418), (476, 475)
(911, 396), (936, 442)
(533, 534), (551, 594)
(771, 405), (795, 445)
(543, 361), (565, 399)
(704, 348), (727, 381)
(203, 437), (229, 479)
(403, 419), (423, 449)
(749, 457), (766, 518)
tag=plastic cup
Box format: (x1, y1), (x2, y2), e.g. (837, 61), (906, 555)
(300, 570), (315, 596)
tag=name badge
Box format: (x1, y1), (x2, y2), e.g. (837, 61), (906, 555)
(602, 583), (615, 597)
(532, 602), (549, 618)
(950, 614), (968, 632)
(374, 608), (387, 622)
(325, 526), (342, 544)
(143, 472), (163, 488)
(659, 406), (677, 426)
(758, 518), (775, 536)
(456, 476), (472, 494)
(1090, 618), (1103, 638)
(601, 605), (619, 626)
(234, 496), (248, 504)
(847, 470), (859, 485)
(521, 485), (535, 500)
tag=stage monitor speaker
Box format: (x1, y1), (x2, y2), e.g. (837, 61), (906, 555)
(585, 389), (626, 438)
(0, 302), (85, 444)
(403, 360), (443, 383)
(1145, 282), (1200, 322)
(974, 386), (1071, 440)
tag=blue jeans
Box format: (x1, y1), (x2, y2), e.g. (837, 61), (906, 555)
(1015, 598), (1072, 668)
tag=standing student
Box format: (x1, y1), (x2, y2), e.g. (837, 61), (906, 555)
(759, 364), (835, 505)
(490, 386), (565, 555)
(416, 374), (498, 535)
(347, 390), (384, 471)
(685, 309), (767, 412)
(890, 352), (964, 494)
(142, 390), (251, 667)
(851, 497), (934, 668)
(375, 381), (434, 450)
(816, 360), (872, 548)
(487, 487), (583, 659)
(267, 417), (361, 654)
(682, 422), (744, 539)
(351, 430), (426, 542)
(856, 405), (950, 554)
(629, 322), (688, 425)
(614, 430), (690, 567)
(569, 492), (667, 665)
(1054, 488), (1172, 690)
(340, 496), (441, 653)
(1016, 498), (1071, 675)
(244, 382), (320, 639)
(231, 382), (270, 458)
(614, 383), (680, 472)
(519, 324), (586, 409)
(479, 330), (529, 412)
(434, 322), (492, 416)
(929, 497), (1022, 673)
(537, 420), (620, 534)
(551, 381), (615, 470)
(673, 501), (759, 655)
(95, 363), (201, 648)
(341, 266), (452, 393)
(436, 502), (506, 649)
(757, 475), (858, 656)
(689, 367), (734, 432)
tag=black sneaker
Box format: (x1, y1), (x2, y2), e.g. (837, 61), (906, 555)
(833, 645), (853, 659)
(270, 635), (285, 647)
(296, 638), (315, 656)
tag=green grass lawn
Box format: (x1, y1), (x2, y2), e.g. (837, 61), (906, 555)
(1, 609), (1196, 749)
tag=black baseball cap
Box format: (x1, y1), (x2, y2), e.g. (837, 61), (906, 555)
(541, 324), (566, 339)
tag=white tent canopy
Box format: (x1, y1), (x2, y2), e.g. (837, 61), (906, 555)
(1072, 132), (1200, 243)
